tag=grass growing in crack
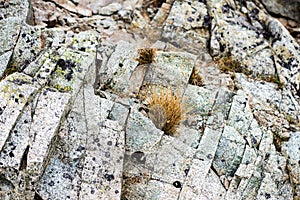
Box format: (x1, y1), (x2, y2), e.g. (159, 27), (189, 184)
(143, 0), (165, 8)
(146, 87), (186, 135)
(215, 54), (247, 74)
(215, 53), (284, 89)
(1, 65), (18, 80)
(135, 48), (156, 65)
(189, 67), (204, 86)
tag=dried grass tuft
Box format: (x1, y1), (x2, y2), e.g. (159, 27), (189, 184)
(135, 48), (156, 65)
(189, 67), (204, 86)
(146, 88), (186, 135)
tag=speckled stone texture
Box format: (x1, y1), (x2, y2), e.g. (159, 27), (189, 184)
(0, 0), (300, 199)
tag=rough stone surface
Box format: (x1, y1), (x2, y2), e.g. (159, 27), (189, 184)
(27, 89), (71, 178)
(0, 73), (38, 151)
(0, 17), (22, 55)
(0, 0), (300, 199)
(0, 51), (13, 78)
(261, 0), (300, 23)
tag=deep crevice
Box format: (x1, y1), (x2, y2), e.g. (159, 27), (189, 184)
(19, 145), (30, 171)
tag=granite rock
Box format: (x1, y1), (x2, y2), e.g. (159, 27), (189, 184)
(0, 0), (299, 199)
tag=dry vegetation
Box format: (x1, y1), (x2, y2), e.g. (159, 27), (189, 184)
(146, 87), (186, 135)
(189, 67), (204, 86)
(135, 48), (156, 65)
(215, 54), (284, 89)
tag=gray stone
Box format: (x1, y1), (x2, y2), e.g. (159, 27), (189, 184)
(261, 0), (300, 23)
(27, 89), (71, 178)
(48, 48), (95, 95)
(213, 125), (246, 177)
(227, 92), (257, 144)
(195, 169), (226, 200)
(109, 101), (130, 129)
(99, 40), (139, 96)
(163, 0), (209, 49)
(176, 125), (201, 149)
(56, 88), (88, 162)
(271, 21), (300, 96)
(23, 49), (54, 77)
(146, 180), (180, 199)
(184, 84), (216, 116)
(98, 3), (122, 16)
(180, 128), (222, 197)
(0, 105), (31, 183)
(11, 25), (44, 71)
(142, 51), (196, 94)
(77, 84), (126, 199)
(225, 165), (263, 200)
(80, 119), (125, 199)
(256, 173), (287, 200)
(65, 30), (99, 54)
(0, 0), (299, 199)
(149, 135), (194, 183)
(282, 132), (300, 188)
(0, 18), (22, 55)
(125, 106), (163, 152)
(37, 156), (78, 200)
(0, 73), (38, 151)
(0, 51), (13, 78)
(0, 0), (31, 21)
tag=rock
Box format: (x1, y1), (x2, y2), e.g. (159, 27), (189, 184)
(0, 0), (31, 21)
(37, 156), (79, 200)
(98, 3), (122, 16)
(99, 40), (140, 96)
(145, 180), (180, 199)
(176, 125), (201, 149)
(0, 105), (31, 183)
(0, 18), (22, 55)
(0, 73), (38, 152)
(80, 119), (125, 199)
(142, 51), (196, 95)
(0, 51), (13, 78)
(125, 106), (163, 152)
(27, 89), (71, 179)
(149, 135), (194, 183)
(65, 30), (99, 54)
(0, 0), (299, 199)
(48, 48), (95, 94)
(184, 85), (216, 116)
(163, 0), (209, 49)
(52, 0), (92, 16)
(213, 125), (246, 177)
(261, 0), (300, 23)
(11, 25), (43, 71)
(282, 132), (300, 197)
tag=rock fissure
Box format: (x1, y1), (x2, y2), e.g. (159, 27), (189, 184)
(0, 0), (299, 199)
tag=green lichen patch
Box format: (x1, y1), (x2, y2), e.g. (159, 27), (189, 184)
(48, 49), (92, 93)
(66, 31), (100, 54)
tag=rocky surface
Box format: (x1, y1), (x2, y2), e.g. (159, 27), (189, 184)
(0, 0), (299, 199)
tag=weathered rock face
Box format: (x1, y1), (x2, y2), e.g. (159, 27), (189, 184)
(260, 0), (300, 23)
(0, 0), (299, 199)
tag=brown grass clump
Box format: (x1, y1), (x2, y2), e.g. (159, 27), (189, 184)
(215, 54), (284, 89)
(135, 48), (156, 65)
(189, 67), (204, 86)
(215, 54), (246, 75)
(146, 88), (185, 135)
(1, 65), (18, 80)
